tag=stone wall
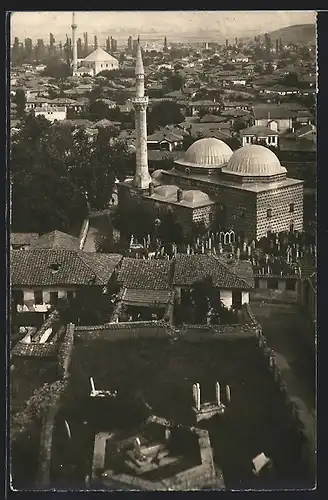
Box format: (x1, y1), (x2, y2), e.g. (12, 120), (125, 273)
(219, 186), (257, 237)
(253, 327), (316, 481)
(256, 183), (303, 239)
(57, 323), (75, 380)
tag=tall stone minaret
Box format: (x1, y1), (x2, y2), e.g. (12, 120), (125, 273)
(132, 37), (151, 189)
(71, 12), (78, 71)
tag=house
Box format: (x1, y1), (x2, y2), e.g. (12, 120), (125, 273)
(11, 233), (39, 250)
(11, 247), (123, 313)
(116, 257), (173, 320)
(25, 97), (50, 110)
(50, 98), (85, 112)
(29, 230), (80, 250)
(240, 125), (279, 147)
(73, 66), (94, 77)
(34, 106), (67, 122)
(180, 121), (231, 139)
(172, 253), (255, 310)
(231, 54), (249, 63)
(147, 128), (185, 151)
(95, 98), (117, 109)
(252, 104), (313, 133)
(188, 100), (221, 117)
(35, 64), (47, 72)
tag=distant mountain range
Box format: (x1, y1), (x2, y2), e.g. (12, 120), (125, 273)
(263, 24), (316, 44)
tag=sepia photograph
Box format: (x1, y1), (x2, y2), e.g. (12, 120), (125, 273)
(8, 10), (316, 491)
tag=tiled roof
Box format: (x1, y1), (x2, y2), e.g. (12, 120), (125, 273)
(147, 130), (184, 142)
(240, 125), (279, 137)
(221, 108), (250, 117)
(252, 104), (311, 120)
(173, 254), (255, 289)
(75, 66), (92, 73)
(200, 114), (227, 123)
(147, 150), (185, 162)
(11, 249), (122, 287)
(117, 258), (172, 290)
(11, 233), (39, 246)
(30, 230), (80, 250)
(92, 118), (121, 128)
(123, 289), (172, 305)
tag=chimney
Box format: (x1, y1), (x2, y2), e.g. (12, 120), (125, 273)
(177, 189), (183, 202)
(148, 182), (154, 196)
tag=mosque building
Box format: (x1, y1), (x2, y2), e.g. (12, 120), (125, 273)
(70, 12), (119, 77)
(117, 41), (304, 240)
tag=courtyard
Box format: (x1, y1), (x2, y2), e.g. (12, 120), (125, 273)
(48, 337), (313, 490)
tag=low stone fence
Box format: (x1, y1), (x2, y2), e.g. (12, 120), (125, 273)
(74, 303), (260, 343)
(75, 321), (169, 341)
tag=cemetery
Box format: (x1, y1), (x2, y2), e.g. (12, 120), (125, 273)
(45, 335), (312, 490)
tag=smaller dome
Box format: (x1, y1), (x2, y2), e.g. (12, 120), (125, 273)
(154, 185), (178, 199)
(151, 169), (165, 186)
(175, 137), (233, 169)
(183, 190), (210, 204)
(223, 144), (287, 177)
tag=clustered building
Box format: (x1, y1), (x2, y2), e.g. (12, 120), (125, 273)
(118, 41), (304, 240)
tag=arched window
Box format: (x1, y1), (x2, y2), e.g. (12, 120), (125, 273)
(267, 208), (272, 219)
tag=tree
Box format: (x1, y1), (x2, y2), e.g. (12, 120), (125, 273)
(87, 100), (111, 121)
(12, 89), (26, 117)
(148, 101), (184, 130)
(232, 119), (247, 133)
(164, 72), (184, 92)
(225, 136), (242, 150)
(42, 56), (70, 78)
(11, 115), (134, 233)
(182, 134), (196, 150)
(282, 71), (300, 87)
(115, 204), (155, 240)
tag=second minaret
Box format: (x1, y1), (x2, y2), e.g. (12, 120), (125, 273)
(71, 12), (78, 72)
(132, 38), (151, 189)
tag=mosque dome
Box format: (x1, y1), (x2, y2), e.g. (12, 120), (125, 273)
(182, 190), (210, 204)
(151, 169), (165, 186)
(153, 185), (178, 199)
(175, 137), (233, 169)
(223, 144), (287, 177)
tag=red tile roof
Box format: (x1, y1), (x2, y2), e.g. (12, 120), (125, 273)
(11, 233), (39, 246)
(11, 249), (122, 287)
(173, 254), (254, 289)
(30, 230), (80, 250)
(123, 289), (172, 305)
(117, 258), (172, 290)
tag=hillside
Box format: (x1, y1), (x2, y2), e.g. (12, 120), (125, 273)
(263, 24), (316, 44)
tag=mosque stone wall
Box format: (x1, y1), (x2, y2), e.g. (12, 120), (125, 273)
(218, 186), (257, 238)
(256, 182), (303, 239)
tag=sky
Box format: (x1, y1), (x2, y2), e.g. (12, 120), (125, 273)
(10, 11), (316, 42)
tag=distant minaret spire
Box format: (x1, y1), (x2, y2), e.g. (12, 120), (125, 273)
(71, 11), (78, 71)
(132, 37), (151, 189)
